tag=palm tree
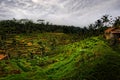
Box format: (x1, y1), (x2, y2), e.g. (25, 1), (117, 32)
(113, 16), (120, 28)
(101, 14), (110, 27)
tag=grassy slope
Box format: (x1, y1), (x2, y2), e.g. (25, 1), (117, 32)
(0, 36), (120, 80)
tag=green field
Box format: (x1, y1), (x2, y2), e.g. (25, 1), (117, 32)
(0, 33), (120, 80)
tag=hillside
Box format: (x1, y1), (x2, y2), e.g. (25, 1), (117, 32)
(0, 35), (120, 80)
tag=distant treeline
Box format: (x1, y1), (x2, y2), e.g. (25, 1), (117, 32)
(0, 15), (120, 37)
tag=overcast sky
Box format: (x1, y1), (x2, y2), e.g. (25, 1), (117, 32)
(0, 0), (120, 26)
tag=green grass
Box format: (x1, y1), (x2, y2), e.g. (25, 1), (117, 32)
(0, 34), (120, 80)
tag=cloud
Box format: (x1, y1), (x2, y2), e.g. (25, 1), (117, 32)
(0, 0), (120, 26)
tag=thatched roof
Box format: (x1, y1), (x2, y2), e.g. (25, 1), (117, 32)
(105, 27), (120, 34)
(105, 27), (115, 33)
(111, 29), (120, 33)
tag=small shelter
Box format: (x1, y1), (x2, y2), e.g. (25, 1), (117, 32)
(104, 27), (120, 40)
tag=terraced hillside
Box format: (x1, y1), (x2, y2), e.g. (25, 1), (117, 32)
(0, 34), (120, 80)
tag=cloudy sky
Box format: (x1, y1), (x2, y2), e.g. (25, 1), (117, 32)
(0, 0), (120, 26)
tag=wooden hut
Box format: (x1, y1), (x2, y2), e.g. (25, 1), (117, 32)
(104, 27), (120, 40)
